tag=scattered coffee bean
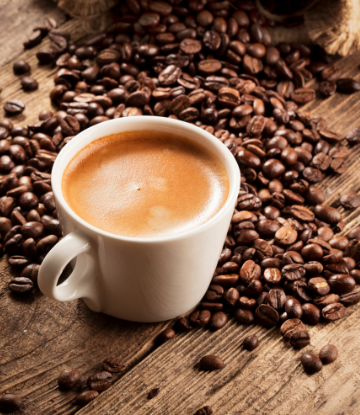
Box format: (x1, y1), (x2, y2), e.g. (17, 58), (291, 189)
(147, 387), (160, 400)
(195, 406), (213, 415)
(290, 330), (310, 349)
(158, 328), (176, 343)
(2, 5), (360, 395)
(8, 277), (33, 294)
(340, 192), (360, 209)
(0, 394), (23, 413)
(280, 318), (305, 340)
(87, 371), (112, 391)
(301, 352), (323, 374)
(4, 100), (25, 116)
(76, 390), (99, 406)
(319, 344), (338, 364)
(102, 357), (126, 373)
(58, 368), (80, 390)
(209, 311), (228, 331)
(322, 302), (347, 321)
(243, 334), (259, 351)
(21, 76), (39, 91)
(13, 60), (31, 75)
(199, 355), (224, 371)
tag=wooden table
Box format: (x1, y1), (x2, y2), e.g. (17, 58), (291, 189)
(1, 2), (360, 414)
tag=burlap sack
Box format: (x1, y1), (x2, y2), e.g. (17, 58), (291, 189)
(54, 0), (360, 56)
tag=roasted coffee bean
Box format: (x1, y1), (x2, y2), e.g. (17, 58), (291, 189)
(255, 304), (279, 327)
(21, 76), (39, 91)
(239, 296), (257, 309)
(177, 317), (193, 331)
(102, 357), (126, 373)
(322, 302), (347, 321)
(290, 330), (310, 349)
(263, 268), (281, 284)
(346, 126), (360, 145)
(340, 291), (360, 307)
(4, 100), (25, 116)
(58, 368), (81, 390)
(87, 371), (113, 391)
(234, 308), (254, 325)
(8, 277), (33, 294)
(308, 277), (330, 296)
(190, 310), (211, 327)
(280, 318), (305, 340)
(302, 303), (321, 325)
(340, 192), (360, 209)
(76, 390), (99, 406)
(199, 355), (224, 371)
(21, 221), (44, 239)
(282, 264), (306, 281)
(209, 311), (228, 331)
(213, 274), (239, 286)
(147, 387), (160, 400)
(224, 287), (240, 307)
(195, 406), (213, 415)
(301, 353), (323, 374)
(239, 260), (261, 284)
(8, 255), (30, 268)
(314, 205), (341, 224)
(13, 60), (31, 75)
(336, 78), (360, 93)
(243, 334), (259, 351)
(328, 274), (355, 295)
(21, 263), (40, 285)
(268, 288), (286, 310)
(285, 297), (303, 319)
(0, 394), (23, 413)
(319, 344), (338, 364)
(158, 328), (176, 343)
(205, 284), (224, 301)
(319, 81), (336, 97)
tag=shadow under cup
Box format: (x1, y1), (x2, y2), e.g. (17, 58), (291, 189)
(39, 116), (241, 322)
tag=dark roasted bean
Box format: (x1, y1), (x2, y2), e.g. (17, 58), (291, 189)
(199, 355), (224, 371)
(322, 302), (347, 321)
(58, 368), (81, 390)
(158, 328), (176, 343)
(319, 344), (338, 364)
(290, 330), (310, 349)
(301, 352), (322, 374)
(0, 394), (23, 413)
(87, 371), (112, 391)
(76, 390), (99, 406)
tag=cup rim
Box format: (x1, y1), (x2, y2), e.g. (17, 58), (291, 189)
(52, 116), (240, 243)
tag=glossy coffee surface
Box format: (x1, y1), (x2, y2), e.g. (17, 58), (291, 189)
(62, 130), (229, 238)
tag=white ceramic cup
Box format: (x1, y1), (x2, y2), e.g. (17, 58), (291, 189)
(38, 116), (240, 322)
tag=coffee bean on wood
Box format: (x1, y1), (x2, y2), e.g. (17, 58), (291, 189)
(1, 4), (360, 406)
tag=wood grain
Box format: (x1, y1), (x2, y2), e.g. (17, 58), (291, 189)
(0, 4), (360, 414)
(0, 0), (66, 67)
(79, 306), (360, 415)
(0, 10), (171, 415)
(76, 51), (360, 414)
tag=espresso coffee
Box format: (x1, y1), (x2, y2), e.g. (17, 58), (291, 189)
(62, 130), (229, 238)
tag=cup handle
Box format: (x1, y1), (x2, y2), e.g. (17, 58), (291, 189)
(38, 231), (103, 312)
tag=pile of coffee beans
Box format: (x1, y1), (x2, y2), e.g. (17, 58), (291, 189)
(1, 0), (360, 411)
(301, 344), (338, 374)
(55, 356), (126, 407)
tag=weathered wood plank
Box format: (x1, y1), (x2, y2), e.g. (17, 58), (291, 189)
(0, 4), (360, 415)
(0, 12), (172, 415)
(76, 51), (360, 414)
(0, 0), (66, 67)
(79, 306), (360, 415)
